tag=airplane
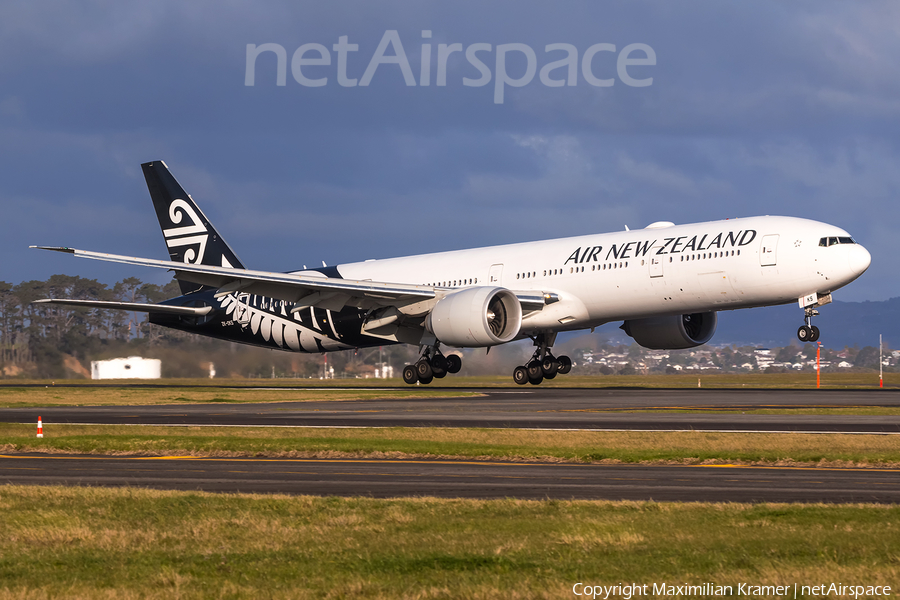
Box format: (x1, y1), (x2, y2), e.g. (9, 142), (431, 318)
(32, 161), (871, 384)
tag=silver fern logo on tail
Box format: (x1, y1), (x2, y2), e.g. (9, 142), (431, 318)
(163, 199), (209, 264)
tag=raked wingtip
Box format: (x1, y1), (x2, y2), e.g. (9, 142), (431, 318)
(30, 246), (76, 253)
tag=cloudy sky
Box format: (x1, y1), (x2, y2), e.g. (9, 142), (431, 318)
(2, 1), (898, 302)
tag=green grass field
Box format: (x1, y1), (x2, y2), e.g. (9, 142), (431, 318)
(0, 486), (897, 599)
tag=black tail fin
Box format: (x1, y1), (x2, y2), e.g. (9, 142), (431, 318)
(142, 161), (245, 293)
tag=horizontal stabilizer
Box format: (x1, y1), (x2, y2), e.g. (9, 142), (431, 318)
(32, 298), (212, 316)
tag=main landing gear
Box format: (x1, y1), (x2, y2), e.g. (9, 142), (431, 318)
(513, 333), (572, 385)
(402, 345), (461, 385)
(797, 306), (821, 343)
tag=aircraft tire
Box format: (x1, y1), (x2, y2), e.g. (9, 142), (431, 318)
(798, 326), (812, 342)
(431, 354), (448, 372)
(416, 359), (433, 380)
(446, 354), (462, 374)
(528, 373), (544, 385)
(526, 360), (543, 381)
(433, 367), (447, 378)
(541, 356), (559, 376)
(557, 355), (573, 374)
(810, 326), (820, 342)
(402, 365), (418, 385)
(419, 373), (434, 385)
(513, 366), (529, 385)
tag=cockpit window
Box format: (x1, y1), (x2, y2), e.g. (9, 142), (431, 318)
(819, 236), (857, 247)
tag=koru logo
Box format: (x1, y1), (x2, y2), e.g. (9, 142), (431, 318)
(163, 199), (208, 264)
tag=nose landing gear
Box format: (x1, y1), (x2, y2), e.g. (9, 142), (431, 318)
(797, 307), (821, 343)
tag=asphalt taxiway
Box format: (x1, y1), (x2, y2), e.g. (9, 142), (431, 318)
(3, 453), (899, 503)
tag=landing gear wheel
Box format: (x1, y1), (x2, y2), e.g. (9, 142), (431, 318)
(513, 366), (529, 385)
(797, 325), (812, 342)
(402, 365), (418, 385)
(431, 354), (448, 372)
(419, 373), (433, 385)
(809, 325), (820, 343)
(446, 354), (462, 374)
(415, 359), (433, 381)
(430, 358), (447, 378)
(515, 332), (568, 384)
(541, 356), (559, 376)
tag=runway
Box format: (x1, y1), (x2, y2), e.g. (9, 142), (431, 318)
(3, 453), (899, 503)
(2, 388), (899, 501)
(2, 388), (899, 433)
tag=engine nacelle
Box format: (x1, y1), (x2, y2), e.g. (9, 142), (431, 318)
(425, 287), (522, 347)
(621, 312), (717, 350)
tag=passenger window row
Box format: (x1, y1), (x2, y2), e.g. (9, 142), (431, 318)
(678, 250), (739, 262)
(529, 262), (632, 280)
(427, 278), (477, 288)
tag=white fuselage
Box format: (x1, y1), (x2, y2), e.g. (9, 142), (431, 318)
(320, 216), (870, 335)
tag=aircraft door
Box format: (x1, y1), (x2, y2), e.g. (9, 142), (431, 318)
(648, 256), (664, 278)
(760, 234), (779, 266)
(489, 264), (503, 284)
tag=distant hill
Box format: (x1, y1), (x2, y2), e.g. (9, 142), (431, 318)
(563, 297), (900, 351)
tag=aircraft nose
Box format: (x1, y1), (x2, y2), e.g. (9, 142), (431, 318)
(847, 244), (871, 277)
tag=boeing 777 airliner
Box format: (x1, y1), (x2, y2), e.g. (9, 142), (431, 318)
(33, 161), (871, 384)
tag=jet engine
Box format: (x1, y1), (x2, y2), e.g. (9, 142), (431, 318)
(621, 312), (717, 350)
(425, 287), (522, 347)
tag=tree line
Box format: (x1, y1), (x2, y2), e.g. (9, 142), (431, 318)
(0, 275), (191, 377)
(0, 274), (419, 379)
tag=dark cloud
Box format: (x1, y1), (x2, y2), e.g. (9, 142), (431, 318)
(2, 0), (897, 302)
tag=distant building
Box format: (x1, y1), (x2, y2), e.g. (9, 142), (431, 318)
(750, 348), (773, 368)
(91, 357), (161, 380)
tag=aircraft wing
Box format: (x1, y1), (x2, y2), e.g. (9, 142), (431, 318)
(32, 246), (438, 314)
